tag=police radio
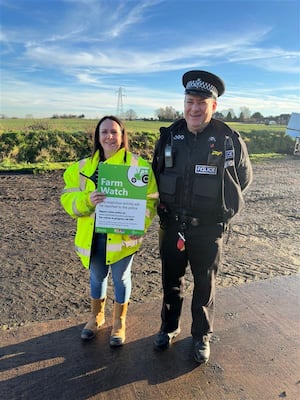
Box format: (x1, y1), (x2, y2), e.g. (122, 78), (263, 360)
(164, 144), (173, 168)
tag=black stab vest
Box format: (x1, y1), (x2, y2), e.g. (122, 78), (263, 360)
(158, 120), (231, 218)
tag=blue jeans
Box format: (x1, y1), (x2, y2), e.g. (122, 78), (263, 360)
(89, 234), (134, 303)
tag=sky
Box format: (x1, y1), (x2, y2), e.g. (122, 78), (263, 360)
(0, 0), (300, 119)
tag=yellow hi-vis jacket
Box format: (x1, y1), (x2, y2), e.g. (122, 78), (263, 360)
(60, 148), (158, 269)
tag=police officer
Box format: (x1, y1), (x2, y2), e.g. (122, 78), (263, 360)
(152, 70), (253, 364)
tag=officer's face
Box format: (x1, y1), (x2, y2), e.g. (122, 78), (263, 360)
(184, 94), (217, 134)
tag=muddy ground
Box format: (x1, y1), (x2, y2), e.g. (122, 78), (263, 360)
(0, 156), (299, 330)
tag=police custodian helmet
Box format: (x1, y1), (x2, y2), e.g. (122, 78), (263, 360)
(182, 70), (225, 98)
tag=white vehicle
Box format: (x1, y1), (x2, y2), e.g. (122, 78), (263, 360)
(286, 112), (300, 156)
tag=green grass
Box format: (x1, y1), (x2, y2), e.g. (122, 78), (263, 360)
(0, 118), (171, 134)
(0, 118), (96, 133)
(0, 118), (286, 135)
(0, 161), (73, 173)
(227, 122), (285, 133)
(0, 154), (289, 173)
(249, 153), (286, 162)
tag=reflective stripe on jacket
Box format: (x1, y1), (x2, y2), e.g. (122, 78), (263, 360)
(60, 148), (158, 268)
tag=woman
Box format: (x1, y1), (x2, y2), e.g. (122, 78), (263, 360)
(61, 116), (158, 346)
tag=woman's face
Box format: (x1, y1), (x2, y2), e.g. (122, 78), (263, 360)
(99, 118), (123, 159)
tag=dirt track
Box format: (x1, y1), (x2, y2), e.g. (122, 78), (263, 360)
(0, 156), (299, 330)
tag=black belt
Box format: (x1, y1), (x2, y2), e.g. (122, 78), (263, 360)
(171, 212), (223, 226)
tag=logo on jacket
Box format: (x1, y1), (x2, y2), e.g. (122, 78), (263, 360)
(195, 165), (217, 175)
(211, 150), (222, 156)
(173, 134), (184, 140)
(208, 136), (217, 148)
(225, 149), (234, 160)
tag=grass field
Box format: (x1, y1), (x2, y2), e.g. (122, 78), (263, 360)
(0, 118), (291, 172)
(0, 118), (170, 134)
(0, 118), (286, 135)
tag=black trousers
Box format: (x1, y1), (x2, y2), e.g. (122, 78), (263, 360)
(159, 220), (224, 339)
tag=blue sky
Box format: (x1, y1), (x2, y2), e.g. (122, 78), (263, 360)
(1, 0), (299, 119)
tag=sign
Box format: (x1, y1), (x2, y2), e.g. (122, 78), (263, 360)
(95, 163), (149, 235)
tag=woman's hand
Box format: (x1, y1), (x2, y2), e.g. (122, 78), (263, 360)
(129, 235), (143, 240)
(90, 190), (106, 206)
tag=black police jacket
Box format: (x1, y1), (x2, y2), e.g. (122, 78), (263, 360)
(152, 118), (253, 223)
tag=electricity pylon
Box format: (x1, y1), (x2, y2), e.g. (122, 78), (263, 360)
(116, 87), (125, 118)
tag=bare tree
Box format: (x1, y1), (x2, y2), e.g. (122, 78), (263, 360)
(155, 106), (178, 121)
(240, 107), (251, 121)
(124, 109), (137, 120)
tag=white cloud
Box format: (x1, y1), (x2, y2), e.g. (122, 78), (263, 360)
(2, 73), (299, 119)
(229, 47), (300, 73)
(18, 26), (298, 77)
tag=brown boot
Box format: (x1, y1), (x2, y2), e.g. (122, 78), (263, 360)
(110, 301), (129, 347)
(81, 298), (106, 341)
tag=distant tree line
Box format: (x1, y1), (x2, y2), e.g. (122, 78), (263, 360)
(0, 107), (291, 126)
(154, 106), (290, 125)
(51, 114), (85, 119)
